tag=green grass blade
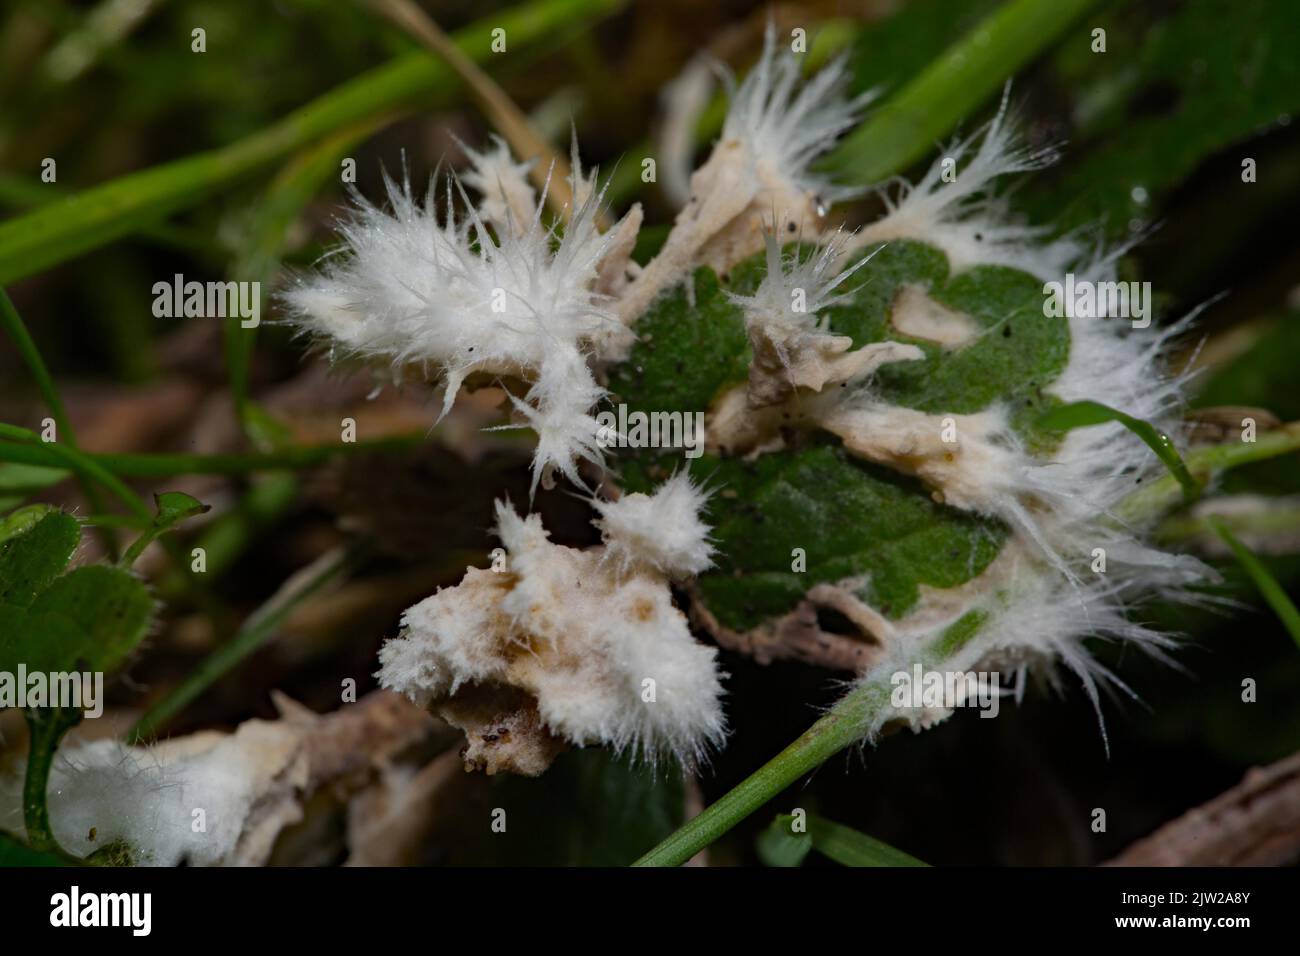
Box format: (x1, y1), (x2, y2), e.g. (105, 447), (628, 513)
(804, 813), (928, 867)
(227, 122), (381, 441)
(1037, 399), (1202, 502)
(0, 0), (626, 284)
(0, 431), (435, 476)
(0, 424), (151, 520)
(823, 0), (1101, 185)
(128, 544), (360, 741)
(0, 289), (77, 444)
(760, 812), (926, 867)
(1208, 517), (1300, 649)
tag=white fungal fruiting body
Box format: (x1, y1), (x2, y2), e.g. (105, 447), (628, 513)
(619, 23), (872, 321)
(592, 470), (716, 578)
(1, 720), (307, 866)
(285, 165), (631, 492)
(727, 234), (925, 405)
(845, 89), (1077, 278)
(380, 491), (726, 770)
(456, 134), (538, 238)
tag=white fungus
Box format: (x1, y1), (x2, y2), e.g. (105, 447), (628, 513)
(284, 164), (635, 493)
(379, 488), (726, 773)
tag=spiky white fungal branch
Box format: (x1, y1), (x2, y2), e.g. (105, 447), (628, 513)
(379, 473), (726, 774)
(285, 153), (640, 493)
(456, 134), (539, 238)
(727, 232), (925, 406)
(846, 87), (1078, 278)
(620, 22), (874, 322)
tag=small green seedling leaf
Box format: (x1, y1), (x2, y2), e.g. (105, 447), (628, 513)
(119, 491), (211, 567)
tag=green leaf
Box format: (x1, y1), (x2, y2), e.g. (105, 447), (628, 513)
(822, 243), (1069, 444)
(153, 492), (210, 528)
(763, 812), (928, 867)
(0, 511), (154, 677)
(0, 462), (69, 495)
(696, 444), (1007, 631)
(1, 565), (154, 677)
(1024, 0), (1300, 235)
(609, 241), (1058, 631)
(756, 817), (813, 867)
(0, 0), (626, 284)
(0, 511), (79, 608)
(1209, 517), (1300, 650)
(0, 505), (57, 546)
(612, 240), (1069, 448)
(824, 0), (1101, 185)
(3, 513), (153, 858)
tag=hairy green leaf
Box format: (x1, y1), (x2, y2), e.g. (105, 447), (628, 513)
(0, 512), (153, 676)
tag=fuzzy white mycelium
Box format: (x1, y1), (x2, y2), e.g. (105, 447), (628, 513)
(378, 478), (725, 774)
(286, 24), (1209, 773)
(1, 718), (309, 865)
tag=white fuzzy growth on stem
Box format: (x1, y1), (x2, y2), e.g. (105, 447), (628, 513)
(283, 161), (634, 493)
(379, 488), (727, 770)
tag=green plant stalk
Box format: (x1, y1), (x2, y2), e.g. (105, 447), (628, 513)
(635, 422), (1300, 866)
(0, 288), (117, 555)
(22, 707), (82, 855)
(634, 678), (890, 866)
(1116, 422), (1300, 525)
(1158, 502), (1300, 547)
(0, 290), (77, 443)
(0, 424), (151, 521)
(0, 431), (427, 476)
(1209, 517), (1300, 649)
(0, 0), (626, 284)
(128, 545), (360, 742)
(227, 123), (381, 438)
(823, 0), (1102, 184)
